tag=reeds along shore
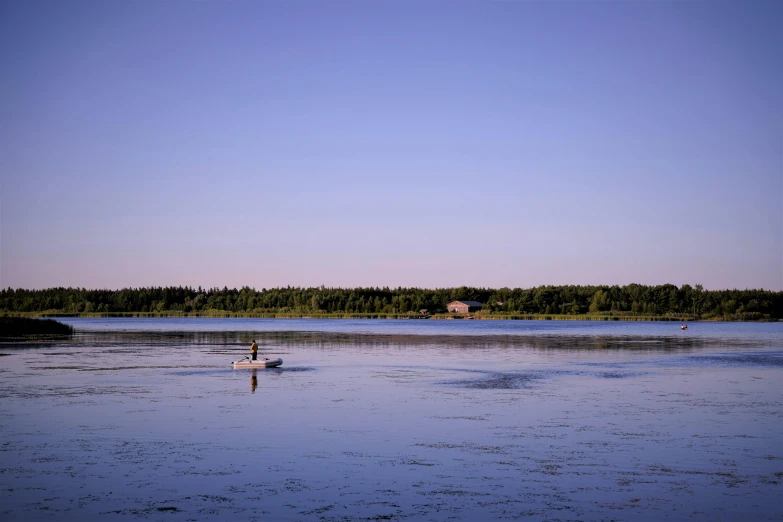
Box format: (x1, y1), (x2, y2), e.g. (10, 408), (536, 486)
(0, 316), (74, 338)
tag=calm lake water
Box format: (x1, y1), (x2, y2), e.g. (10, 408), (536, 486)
(1, 319), (782, 521)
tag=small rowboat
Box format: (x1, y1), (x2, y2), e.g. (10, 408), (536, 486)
(233, 358), (283, 369)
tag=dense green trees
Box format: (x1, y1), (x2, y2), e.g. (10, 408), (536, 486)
(0, 285), (780, 320)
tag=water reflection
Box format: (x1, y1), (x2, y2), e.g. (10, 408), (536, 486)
(243, 331), (772, 352)
(250, 369), (257, 393)
(31, 330), (774, 351)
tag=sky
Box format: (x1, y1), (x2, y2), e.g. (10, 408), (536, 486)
(1, 0), (781, 291)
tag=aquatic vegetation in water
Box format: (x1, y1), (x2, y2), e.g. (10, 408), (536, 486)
(0, 317), (74, 339)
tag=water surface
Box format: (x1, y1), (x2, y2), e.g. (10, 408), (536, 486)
(1, 319), (781, 521)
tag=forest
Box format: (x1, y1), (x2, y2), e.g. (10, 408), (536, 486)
(0, 284), (781, 321)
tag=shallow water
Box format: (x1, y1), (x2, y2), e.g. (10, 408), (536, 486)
(1, 319), (782, 521)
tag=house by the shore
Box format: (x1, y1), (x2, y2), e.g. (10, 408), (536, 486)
(447, 301), (483, 313)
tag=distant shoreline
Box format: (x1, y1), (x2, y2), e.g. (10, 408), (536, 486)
(1, 312), (775, 322)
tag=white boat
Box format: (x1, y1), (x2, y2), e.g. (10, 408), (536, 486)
(233, 358), (283, 369)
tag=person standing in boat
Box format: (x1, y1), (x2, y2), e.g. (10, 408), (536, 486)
(250, 339), (258, 361)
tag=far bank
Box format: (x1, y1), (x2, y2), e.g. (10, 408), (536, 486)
(1, 311), (774, 322)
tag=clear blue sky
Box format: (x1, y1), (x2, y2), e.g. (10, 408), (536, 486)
(1, 0), (781, 291)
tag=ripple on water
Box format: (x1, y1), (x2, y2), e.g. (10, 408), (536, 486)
(593, 370), (648, 379)
(686, 351), (783, 368)
(442, 371), (540, 389)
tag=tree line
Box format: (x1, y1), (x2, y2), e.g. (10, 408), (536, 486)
(1, 284), (781, 320)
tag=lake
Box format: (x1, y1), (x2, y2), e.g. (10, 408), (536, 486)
(1, 319), (782, 521)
